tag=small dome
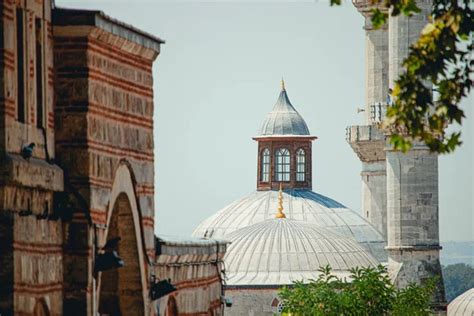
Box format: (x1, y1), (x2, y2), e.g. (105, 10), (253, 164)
(448, 288), (474, 315)
(224, 218), (378, 286)
(258, 86), (310, 136)
(192, 189), (387, 262)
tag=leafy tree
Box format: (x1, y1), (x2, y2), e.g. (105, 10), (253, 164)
(331, 0), (473, 154)
(279, 265), (436, 315)
(443, 263), (474, 302)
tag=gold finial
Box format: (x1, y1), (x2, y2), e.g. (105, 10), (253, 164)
(275, 183), (286, 219)
(281, 78), (286, 91)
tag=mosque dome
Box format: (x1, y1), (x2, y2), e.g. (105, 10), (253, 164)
(192, 189), (387, 262)
(448, 288), (474, 315)
(258, 81), (310, 136)
(224, 218), (379, 286)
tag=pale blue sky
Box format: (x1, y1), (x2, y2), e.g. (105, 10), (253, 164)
(58, 0), (473, 242)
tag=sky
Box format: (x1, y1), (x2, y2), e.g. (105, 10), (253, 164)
(58, 0), (473, 242)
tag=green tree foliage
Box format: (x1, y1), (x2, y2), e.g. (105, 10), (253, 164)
(332, 0), (473, 154)
(279, 265), (436, 315)
(443, 263), (474, 302)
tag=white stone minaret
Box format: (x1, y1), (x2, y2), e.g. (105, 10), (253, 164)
(348, 0), (446, 311)
(385, 0), (446, 311)
(347, 0), (389, 239)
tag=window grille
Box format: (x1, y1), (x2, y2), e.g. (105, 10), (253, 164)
(275, 148), (290, 182)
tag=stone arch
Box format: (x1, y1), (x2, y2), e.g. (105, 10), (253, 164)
(98, 163), (148, 316)
(166, 296), (178, 316)
(33, 298), (50, 316)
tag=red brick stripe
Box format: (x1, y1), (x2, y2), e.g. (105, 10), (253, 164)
(56, 101), (153, 128)
(56, 139), (154, 162)
(1, 4), (14, 21)
(54, 37), (153, 71)
(13, 241), (62, 255)
(142, 216), (154, 228)
(88, 106), (153, 129)
(90, 208), (107, 224)
(14, 281), (62, 295)
(174, 275), (220, 291)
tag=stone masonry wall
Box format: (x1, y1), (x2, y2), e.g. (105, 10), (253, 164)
(224, 288), (280, 316)
(0, 1), (64, 315)
(155, 241), (227, 315)
(53, 13), (160, 314)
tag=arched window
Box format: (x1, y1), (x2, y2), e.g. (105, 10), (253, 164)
(296, 148), (305, 182)
(261, 148), (270, 182)
(275, 148), (290, 182)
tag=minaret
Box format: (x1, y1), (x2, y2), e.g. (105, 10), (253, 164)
(253, 81), (317, 191)
(385, 0), (446, 310)
(347, 0), (389, 238)
(349, 0), (446, 310)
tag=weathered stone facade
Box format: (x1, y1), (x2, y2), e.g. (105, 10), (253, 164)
(0, 1), (64, 314)
(154, 237), (227, 316)
(0, 1), (226, 315)
(224, 288), (281, 316)
(348, 0), (446, 311)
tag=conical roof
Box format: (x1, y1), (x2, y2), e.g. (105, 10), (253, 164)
(258, 82), (310, 136)
(224, 218), (378, 286)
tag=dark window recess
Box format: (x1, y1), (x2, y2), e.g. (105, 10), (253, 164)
(35, 18), (43, 128)
(16, 8), (25, 122)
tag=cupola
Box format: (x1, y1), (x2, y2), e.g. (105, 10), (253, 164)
(253, 80), (317, 191)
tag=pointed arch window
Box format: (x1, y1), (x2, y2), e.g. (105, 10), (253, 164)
(261, 148), (270, 182)
(275, 148), (290, 182)
(296, 148), (305, 182)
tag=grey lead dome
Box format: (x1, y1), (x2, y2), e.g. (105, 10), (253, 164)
(259, 88), (310, 136)
(225, 218), (378, 286)
(192, 189), (387, 262)
(448, 288), (474, 315)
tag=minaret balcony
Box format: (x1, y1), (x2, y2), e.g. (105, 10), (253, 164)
(346, 125), (386, 162)
(353, 0), (388, 17)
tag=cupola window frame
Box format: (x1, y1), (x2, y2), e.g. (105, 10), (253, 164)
(261, 148), (270, 182)
(296, 148), (306, 182)
(275, 148), (290, 182)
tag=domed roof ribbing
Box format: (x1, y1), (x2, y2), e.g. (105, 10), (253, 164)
(448, 288), (474, 315)
(224, 218), (378, 286)
(258, 82), (310, 136)
(192, 189), (387, 262)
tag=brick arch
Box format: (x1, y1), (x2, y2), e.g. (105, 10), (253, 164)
(98, 163), (149, 316)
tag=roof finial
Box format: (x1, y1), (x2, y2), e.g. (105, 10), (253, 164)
(275, 183), (286, 219)
(281, 78), (286, 91)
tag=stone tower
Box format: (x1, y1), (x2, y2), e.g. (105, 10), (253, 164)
(346, 0), (388, 238)
(0, 2), (227, 315)
(348, 0), (446, 311)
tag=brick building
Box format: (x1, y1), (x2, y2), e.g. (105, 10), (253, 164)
(0, 1), (226, 315)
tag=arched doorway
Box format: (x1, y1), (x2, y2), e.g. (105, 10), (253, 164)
(166, 296), (178, 316)
(33, 299), (50, 316)
(98, 193), (145, 316)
